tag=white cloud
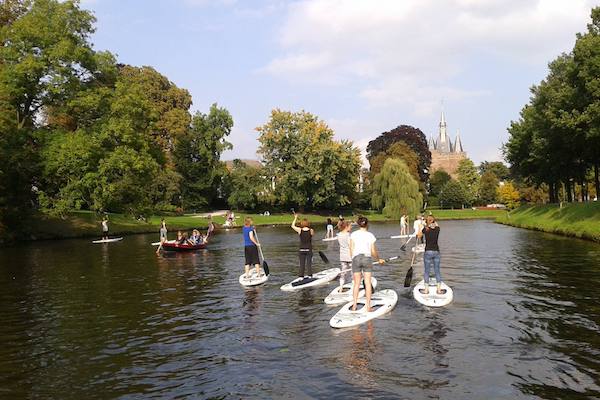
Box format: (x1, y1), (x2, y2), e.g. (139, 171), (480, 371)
(264, 0), (597, 115)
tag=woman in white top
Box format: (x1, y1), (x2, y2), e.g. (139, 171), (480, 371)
(349, 217), (385, 311)
(400, 214), (408, 236)
(413, 215), (424, 244)
(336, 221), (353, 292)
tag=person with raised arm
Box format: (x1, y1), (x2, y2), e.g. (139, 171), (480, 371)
(291, 213), (315, 278)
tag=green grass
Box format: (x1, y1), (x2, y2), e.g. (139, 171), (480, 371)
(30, 208), (507, 240)
(496, 202), (600, 243)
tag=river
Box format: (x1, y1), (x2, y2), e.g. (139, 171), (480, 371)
(0, 220), (599, 399)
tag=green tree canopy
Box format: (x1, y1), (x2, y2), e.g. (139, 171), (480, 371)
(439, 180), (468, 209)
(456, 158), (480, 205)
(478, 171), (499, 205)
(429, 169), (451, 197)
(227, 160), (272, 210)
(369, 141), (420, 183)
(257, 109), (361, 210)
(479, 161), (510, 181)
(371, 158), (423, 218)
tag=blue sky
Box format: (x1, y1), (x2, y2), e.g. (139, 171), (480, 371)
(82, 0), (600, 165)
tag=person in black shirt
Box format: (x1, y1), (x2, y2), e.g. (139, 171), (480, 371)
(417, 214), (444, 295)
(291, 213), (314, 278)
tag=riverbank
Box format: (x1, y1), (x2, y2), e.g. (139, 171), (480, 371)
(496, 202), (600, 243)
(28, 208), (506, 241)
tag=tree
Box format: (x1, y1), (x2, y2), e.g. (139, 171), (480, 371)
(366, 125), (431, 183)
(428, 170), (451, 196)
(175, 104), (233, 210)
(227, 160), (271, 210)
(456, 158), (479, 205)
(257, 109), (361, 210)
(0, 0), (28, 28)
(478, 171), (499, 205)
(371, 158), (422, 218)
(479, 161), (510, 181)
(497, 182), (521, 209)
(439, 180), (468, 209)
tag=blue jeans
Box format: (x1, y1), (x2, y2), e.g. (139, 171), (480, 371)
(424, 250), (441, 284)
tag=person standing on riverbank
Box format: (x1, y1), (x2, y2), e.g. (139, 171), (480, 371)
(349, 216), (384, 312)
(337, 221), (353, 292)
(291, 213), (314, 278)
(243, 218), (261, 279)
(101, 216), (109, 240)
(417, 215), (444, 295)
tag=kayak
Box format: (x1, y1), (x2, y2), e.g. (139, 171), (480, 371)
(413, 279), (453, 307)
(412, 244), (425, 253)
(390, 234), (415, 239)
(280, 268), (341, 291)
(92, 237), (123, 244)
(161, 242), (206, 251)
(322, 236), (338, 242)
(239, 269), (269, 287)
(324, 277), (378, 305)
(329, 289), (398, 328)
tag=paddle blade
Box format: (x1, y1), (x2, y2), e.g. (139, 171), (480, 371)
(400, 244), (407, 252)
(263, 260), (270, 276)
(319, 251), (330, 264)
(403, 266), (413, 287)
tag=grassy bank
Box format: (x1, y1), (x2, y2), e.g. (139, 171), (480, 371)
(496, 202), (600, 243)
(30, 208), (507, 241)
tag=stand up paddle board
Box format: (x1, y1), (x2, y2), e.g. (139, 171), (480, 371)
(92, 237), (123, 244)
(324, 277), (378, 305)
(151, 240), (176, 246)
(329, 289), (398, 328)
(239, 269), (268, 287)
(390, 234), (415, 239)
(413, 279), (453, 307)
(412, 244), (425, 253)
(280, 268), (340, 291)
(322, 236), (338, 242)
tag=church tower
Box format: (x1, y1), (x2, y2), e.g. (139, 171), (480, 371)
(437, 111), (451, 153)
(428, 110), (467, 178)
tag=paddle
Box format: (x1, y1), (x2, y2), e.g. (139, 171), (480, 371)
(400, 235), (414, 252)
(318, 251), (329, 264)
(404, 246), (417, 287)
(253, 230), (270, 276)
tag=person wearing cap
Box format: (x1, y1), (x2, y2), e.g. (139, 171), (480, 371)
(349, 216), (385, 312)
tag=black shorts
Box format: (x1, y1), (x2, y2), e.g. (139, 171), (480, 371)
(244, 245), (260, 265)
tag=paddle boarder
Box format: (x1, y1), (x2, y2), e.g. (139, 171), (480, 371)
(101, 215), (109, 240)
(417, 214), (444, 295)
(400, 214), (408, 236)
(336, 220), (353, 292)
(349, 216), (385, 312)
(326, 218), (334, 239)
(243, 217), (261, 279)
(291, 213), (314, 278)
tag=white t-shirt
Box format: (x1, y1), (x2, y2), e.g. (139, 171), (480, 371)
(350, 229), (377, 258)
(413, 219), (422, 234)
(337, 231), (352, 262)
(400, 216), (406, 226)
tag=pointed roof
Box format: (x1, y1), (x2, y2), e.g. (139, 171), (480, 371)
(454, 130), (464, 153)
(440, 110), (446, 127)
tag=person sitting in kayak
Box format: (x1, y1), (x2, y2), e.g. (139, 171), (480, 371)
(291, 213), (314, 278)
(243, 217), (261, 278)
(417, 214), (445, 295)
(349, 216), (385, 312)
(190, 229), (201, 245)
(337, 220), (353, 292)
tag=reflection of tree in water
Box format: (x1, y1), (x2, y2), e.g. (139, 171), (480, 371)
(509, 234), (600, 398)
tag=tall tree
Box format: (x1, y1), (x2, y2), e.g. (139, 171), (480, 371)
(227, 160), (271, 210)
(478, 171), (499, 205)
(257, 109), (361, 210)
(497, 182), (521, 209)
(479, 161), (510, 181)
(456, 158), (479, 205)
(428, 169), (451, 197)
(368, 141), (421, 182)
(371, 158), (423, 218)
(439, 180), (468, 209)
(366, 125), (431, 183)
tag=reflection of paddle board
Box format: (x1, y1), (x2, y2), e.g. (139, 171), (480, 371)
(239, 269), (268, 287)
(329, 289), (398, 328)
(280, 268), (340, 291)
(413, 279), (453, 307)
(324, 278), (378, 305)
(92, 237), (123, 244)
(390, 234), (415, 239)
(322, 236), (338, 242)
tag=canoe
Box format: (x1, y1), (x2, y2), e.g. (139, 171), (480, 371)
(161, 242), (206, 252)
(329, 289), (398, 328)
(413, 279), (453, 307)
(324, 277), (378, 305)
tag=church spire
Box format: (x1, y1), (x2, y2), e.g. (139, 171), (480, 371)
(440, 110), (446, 128)
(454, 129), (464, 153)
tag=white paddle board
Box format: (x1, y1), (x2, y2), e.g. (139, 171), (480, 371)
(329, 289), (398, 328)
(92, 237), (123, 244)
(324, 277), (378, 305)
(390, 234), (415, 239)
(322, 236), (338, 242)
(151, 240), (176, 246)
(280, 268), (341, 291)
(413, 279), (453, 307)
(239, 269), (269, 287)
(412, 244), (425, 253)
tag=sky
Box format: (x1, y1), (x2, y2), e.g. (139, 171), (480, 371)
(81, 0), (600, 166)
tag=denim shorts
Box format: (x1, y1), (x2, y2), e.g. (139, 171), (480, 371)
(351, 254), (373, 273)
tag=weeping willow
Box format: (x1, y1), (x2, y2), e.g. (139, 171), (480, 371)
(371, 158), (423, 218)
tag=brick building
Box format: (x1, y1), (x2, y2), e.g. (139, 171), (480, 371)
(428, 111), (466, 178)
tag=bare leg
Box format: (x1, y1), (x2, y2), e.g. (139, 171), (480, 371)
(351, 272), (361, 311)
(255, 263), (260, 276)
(244, 264), (250, 278)
(364, 271), (373, 311)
